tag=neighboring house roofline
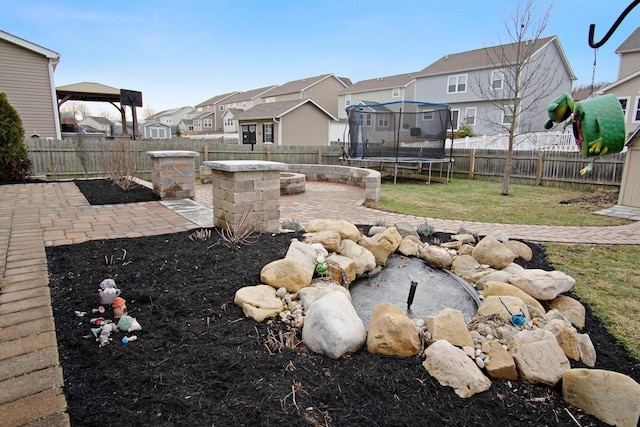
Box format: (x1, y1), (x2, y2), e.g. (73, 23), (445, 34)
(234, 98), (337, 121)
(0, 29), (60, 60)
(195, 91), (239, 108)
(616, 27), (640, 54)
(339, 72), (418, 95)
(262, 73), (348, 97)
(596, 69), (640, 94)
(223, 85), (279, 103)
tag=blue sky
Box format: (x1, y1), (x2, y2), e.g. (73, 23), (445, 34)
(1, 0), (637, 115)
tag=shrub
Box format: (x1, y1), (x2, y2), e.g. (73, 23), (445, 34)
(455, 120), (475, 138)
(0, 92), (31, 181)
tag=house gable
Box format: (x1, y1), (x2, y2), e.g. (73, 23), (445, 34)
(0, 30), (61, 138)
(337, 72), (417, 118)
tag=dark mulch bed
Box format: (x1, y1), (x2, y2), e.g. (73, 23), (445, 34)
(73, 179), (161, 204)
(43, 179), (639, 426)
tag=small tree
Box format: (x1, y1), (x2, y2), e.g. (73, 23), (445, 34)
(0, 92), (31, 181)
(474, 0), (561, 195)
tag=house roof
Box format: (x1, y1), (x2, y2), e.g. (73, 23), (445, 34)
(222, 108), (244, 118)
(262, 74), (348, 97)
(597, 69), (640, 94)
(195, 91), (238, 108)
(142, 121), (172, 129)
(616, 27), (640, 54)
(180, 119), (194, 125)
(339, 72), (418, 95)
(84, 116), (113, 125)
(192, 110), (214, 119)
(416, 36), (575, 79)
(224, 85), (279, 103)
(234, 99), (336, 121)
(146, 106), (194, 120)
(0, 29), (60, 60)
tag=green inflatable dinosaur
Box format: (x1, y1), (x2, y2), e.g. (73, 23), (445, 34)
(544, 93), (625, 174)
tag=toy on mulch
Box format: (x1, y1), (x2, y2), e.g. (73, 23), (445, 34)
(117, 314), (142, 333)
(91, 319), (118, 347)
(112, 297), (127, 319)
(98, 278), (121, 305)
(544, 93), (626, 174)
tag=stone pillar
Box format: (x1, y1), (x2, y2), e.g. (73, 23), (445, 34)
(147, 151), (199, 200)
(203, 160), (287, 233)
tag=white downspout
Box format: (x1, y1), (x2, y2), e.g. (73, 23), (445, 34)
(274, 117), (282, 145)
(48, 57), (61, 139)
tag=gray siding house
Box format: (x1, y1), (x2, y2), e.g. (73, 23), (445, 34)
(234, 99), (336, 146)
(414, 36), (575, 135)
(597, 27), (640, 136)
(337, 73), (418, 119)
(0, 30), (61, 139)
(194, 91), (238, 132)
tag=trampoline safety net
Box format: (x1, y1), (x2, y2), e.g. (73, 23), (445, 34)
(346, 101), (452, 160)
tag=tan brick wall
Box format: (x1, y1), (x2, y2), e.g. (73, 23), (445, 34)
(150, 155), (197, 200)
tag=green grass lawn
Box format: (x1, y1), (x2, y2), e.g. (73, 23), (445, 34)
(379, 178), (640, 359)
(378, 179), (629, 226)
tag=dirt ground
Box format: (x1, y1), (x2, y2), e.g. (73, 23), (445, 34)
(43, 179), (639, 426)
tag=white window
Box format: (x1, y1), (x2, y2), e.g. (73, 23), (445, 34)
(224, 117), (233, 127)
(634, 97), (640, 122)
(502, 105), (515, 124)
(364, 113), (372, 127)
(265, 97), (276, 103)
(450, 109), (460, 130)
(378, 114), (389, 127)
(151, 128), (158, 138)
(392, 87), (400, 98)
(203, 119), (212, 128)
(491, 70), (504, 90)
(618, 97), (630, 122)
(447, 74), (467, 93)
(465, 107), (476, 125)
(422, 110), (434, 120)
(194, 120), (201, 128)
(263, 123), (273, 143)
(345, 94), (351, 106)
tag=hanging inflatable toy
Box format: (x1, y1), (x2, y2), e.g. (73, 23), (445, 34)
(544, 93), (626, 174)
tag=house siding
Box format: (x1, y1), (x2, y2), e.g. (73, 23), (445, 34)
(0, 39), (57, 138)
(618, 51), (640, 79)
(280, 103), (330, 146)
(603, 78), (640, 135)
(337, 82), (416, 118)
(263, 77), (345, 118)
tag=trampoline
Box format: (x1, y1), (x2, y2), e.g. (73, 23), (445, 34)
(342, 101), (454, 183)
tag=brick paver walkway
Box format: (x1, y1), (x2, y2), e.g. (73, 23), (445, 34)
(1, 180), (639, 426)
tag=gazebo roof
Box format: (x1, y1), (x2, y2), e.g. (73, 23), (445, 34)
(57, 82), (122, 103)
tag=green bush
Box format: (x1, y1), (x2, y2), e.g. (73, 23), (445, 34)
(0, 92), (31, 181)
(455, 120), (475, 138)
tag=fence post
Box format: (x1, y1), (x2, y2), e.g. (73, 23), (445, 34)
(266, 145), (271, 161)
(535, 151), (544, 185)
(468, 148), (476, 179)
(317, 147), (322, 165)
(204, 145), (209, 161)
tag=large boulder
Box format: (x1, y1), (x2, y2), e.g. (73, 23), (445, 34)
(476, 295), (530, 325)
(418, 245), (454, 269)
(285, 239), (318, 275)
(475, 271), (513, 291)
(451, 255), (496, 284)
(302, 291), (366, 359)
(357, 226), (403, 266)
(260, 258), (313, 293)
(304, 230), (341, 253)
(508, 329), (570, 386)
(326, 253), (357, 285)
(543, 318), (581, 361)
(483, 340), (518, 380)
(306, 219), (361, 241)
(545, 295), (586, 329)
(339, 239), (376, 276)
(397, 235), (424, 257)
(423, 307), (473, 348)
(366, 303), (422, 357)
(508, 269), (575, 300)
(297, 280), (351, 310)
(422, 340), (491, 398)
(472, 236), (516, 270)
(501, 240), (533, 261)
(563, 369), (640, 427)
(482, 281), (545, 314)
(234, 285), (284, 322)
(578, 333), (597, 367)
(394, 221), (419, 239)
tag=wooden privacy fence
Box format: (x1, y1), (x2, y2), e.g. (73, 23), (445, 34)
(452, 148), (625, 188)
(26, 138), (626, 188)
(26, 138), (343, 180)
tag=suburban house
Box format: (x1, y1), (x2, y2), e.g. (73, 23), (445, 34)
(144, 106), (194, 131)
(0, 29), (61, 139)
(217, 85), (278, 134)
(597, 27), (640, 136)
(414, 35), (575, 135)
(141, 121), (172, 139)
(78, 116), (114, 135)
(193, 91), (238, 132)
(191, 110), (215, 134)
(260, 74), (351, 118)
(178, 119), (194, 134)
(337, 72), (418, 118)
(233, 99), (336, 146)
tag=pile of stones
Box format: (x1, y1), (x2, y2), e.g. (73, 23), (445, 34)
(234, 219), (640, 427)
